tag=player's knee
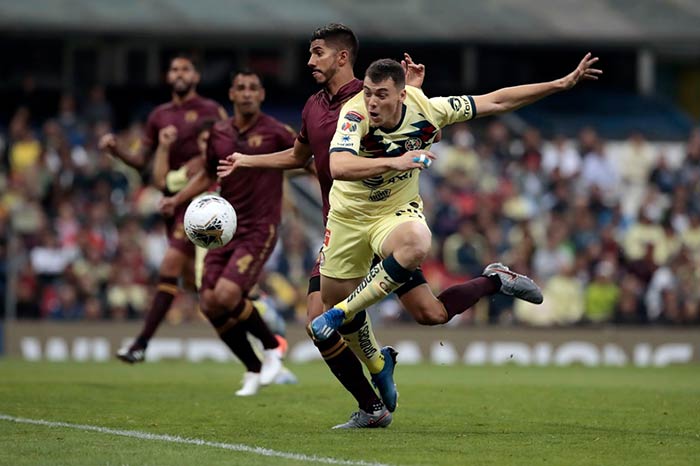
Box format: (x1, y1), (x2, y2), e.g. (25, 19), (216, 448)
(412, 305), (447, 325)
(200, 290), (220, 317)
(395, 225), (431, 268)
(213, 281), (243, 309)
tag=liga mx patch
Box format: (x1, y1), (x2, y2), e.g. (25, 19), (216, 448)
(344, 111), (365, 122)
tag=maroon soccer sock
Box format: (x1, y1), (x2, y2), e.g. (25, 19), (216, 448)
(241, 305), (279, 350)
(437, 276), (501, 321)
(219, 323), (262, 373)
(134, 276), (178, 349)
(315, 331), (383, 413)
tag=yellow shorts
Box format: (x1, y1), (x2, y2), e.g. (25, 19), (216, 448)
(320, 200), (427, 279)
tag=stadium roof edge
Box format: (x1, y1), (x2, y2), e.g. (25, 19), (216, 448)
(2, 0), (700, 44)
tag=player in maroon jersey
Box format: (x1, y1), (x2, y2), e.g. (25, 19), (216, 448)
(159, 70), (295, 396)
(99, 54), (227, 364)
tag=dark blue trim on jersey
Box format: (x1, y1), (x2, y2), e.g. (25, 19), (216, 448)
(467, 95), (477, 118)
(380, 104), (407, 133)
(329, 147), (358, 155)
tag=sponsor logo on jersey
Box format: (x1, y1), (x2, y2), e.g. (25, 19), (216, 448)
(185, 110), (198, 122)
(324, 228), (331, 246)
(361, 175), (384, 189)
(404, 137), (422, 151)
(448, 97), (462, 112)
(344, 111), (365, 122)
(368, 189), (391, 202)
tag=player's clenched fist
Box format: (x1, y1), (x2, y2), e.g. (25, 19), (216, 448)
(158, 125), (178, 148)
(390, 150), (435, 171)
(98, 133), (117, 153)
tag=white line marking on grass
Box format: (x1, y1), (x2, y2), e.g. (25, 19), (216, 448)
(0, 413), (392, 466)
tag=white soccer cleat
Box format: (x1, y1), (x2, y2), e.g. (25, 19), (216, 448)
(235, 372), (261, 396)
(259, 347), (284, 386)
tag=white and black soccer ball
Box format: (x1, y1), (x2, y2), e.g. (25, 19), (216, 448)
(184, 194), (237, 250)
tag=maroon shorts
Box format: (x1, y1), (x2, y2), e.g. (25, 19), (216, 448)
(165, 206), (195, 256)
(201, 222), (278, 293)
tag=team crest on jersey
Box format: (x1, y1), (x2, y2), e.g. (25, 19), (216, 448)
(248, 134), (263, 148)
(341, 121), (358, 133)
(404, 137), (422, 151)
(184, 110), (198, 122)
(344, 111), (365, 122)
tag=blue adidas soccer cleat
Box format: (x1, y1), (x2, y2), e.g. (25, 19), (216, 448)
(371, 346), (399, 412)
(308, 307), (346, 342)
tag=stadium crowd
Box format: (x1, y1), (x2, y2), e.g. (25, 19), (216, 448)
(1, 89), (699, 327)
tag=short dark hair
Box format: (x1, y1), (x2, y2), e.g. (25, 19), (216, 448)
(169, 52), (199, 71)
(230, 69), (262, 86)
(365, 59), (405, 88)
(311, 23), (359, 65)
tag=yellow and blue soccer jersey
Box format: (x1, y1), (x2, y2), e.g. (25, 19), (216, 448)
(328, 86), (476, 218)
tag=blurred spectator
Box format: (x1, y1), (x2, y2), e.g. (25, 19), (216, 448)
(584, 261), (620, 323)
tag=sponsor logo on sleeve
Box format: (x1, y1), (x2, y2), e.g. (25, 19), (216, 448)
(337, 134), (354, 147)
(448, 96), (472, 117)
(344, 111), (365, 122)
(341, 121), (358, 133)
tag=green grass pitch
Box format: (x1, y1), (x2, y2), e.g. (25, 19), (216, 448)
(1, 360), (699, 465)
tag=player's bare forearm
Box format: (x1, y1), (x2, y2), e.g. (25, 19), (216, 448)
(330, 151), (397, 181)
(171, 170), (213, 207)
(113, 145), (148, 170)
(152, 145), (170, 191)
(472, 81), (563, 117)
(242, 141), (312, 170)
(473, 53), (601, 117)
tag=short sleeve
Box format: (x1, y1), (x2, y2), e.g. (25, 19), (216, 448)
(329, 99), (368, 156)
(428, 95), (477, 127)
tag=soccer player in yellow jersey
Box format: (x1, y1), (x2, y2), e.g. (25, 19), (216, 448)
(310, 55), (602, 341)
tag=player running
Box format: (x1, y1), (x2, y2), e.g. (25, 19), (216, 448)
(159, 70), (295, 396)
(99, 54), (227, 363)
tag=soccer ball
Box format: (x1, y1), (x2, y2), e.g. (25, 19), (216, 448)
(183, 194), (237, 249)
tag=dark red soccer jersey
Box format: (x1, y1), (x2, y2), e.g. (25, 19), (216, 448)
(143, 95), (225, 172)
(206, 113), (295, 235)
(297, 79), (363, 223)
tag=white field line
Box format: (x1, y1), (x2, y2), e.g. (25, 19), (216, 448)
(0, 413), (393, 466)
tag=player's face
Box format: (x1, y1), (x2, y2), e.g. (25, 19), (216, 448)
(308, 39), (341, 85)
(362, 77), (406, 128)
(167, 58), (200, 97)
(229, 74), (265, 117)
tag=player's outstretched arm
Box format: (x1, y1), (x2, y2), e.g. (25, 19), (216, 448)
(98, 133), (150, 170)
(217, 139), (313, 178)
(472, 53), (602, 117)
(330, 150), (434, 181)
